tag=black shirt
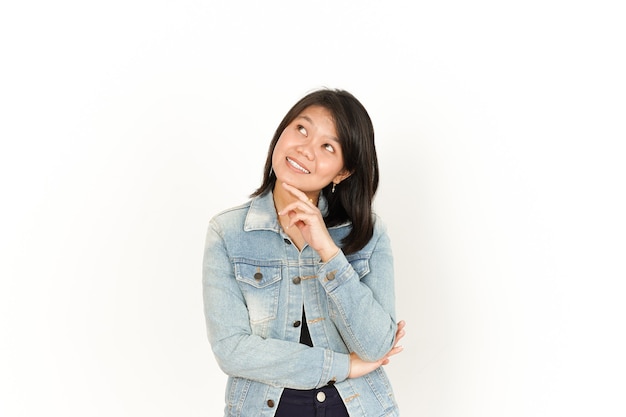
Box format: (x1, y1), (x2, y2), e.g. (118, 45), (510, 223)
(299, 308), (313, 347)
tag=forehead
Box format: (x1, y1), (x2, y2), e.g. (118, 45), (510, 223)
(295, 106), (337, 132)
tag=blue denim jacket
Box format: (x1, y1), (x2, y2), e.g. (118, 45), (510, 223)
(202, 191), (400, 416)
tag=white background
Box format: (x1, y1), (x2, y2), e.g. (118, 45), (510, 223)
(1, 1), (625, 416)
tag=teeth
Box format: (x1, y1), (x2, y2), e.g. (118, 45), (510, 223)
(287, 157), (310, 173)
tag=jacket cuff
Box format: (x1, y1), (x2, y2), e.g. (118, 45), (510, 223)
(317, 250), (354, 293)
(320, 350), (350, 387)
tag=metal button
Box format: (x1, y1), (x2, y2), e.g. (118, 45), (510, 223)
(254, 272), (263, 281)
(292, 276), (301, 285)
(293, 320), (301, 327)
(267, 399), (275, 408)
(325, 271), (336, 281)
(316, 391), (326, 402)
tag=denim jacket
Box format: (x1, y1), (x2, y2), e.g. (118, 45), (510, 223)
(202, 191), (399, 416)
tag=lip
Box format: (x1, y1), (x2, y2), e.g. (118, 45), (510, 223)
(286, 157), (311, 174)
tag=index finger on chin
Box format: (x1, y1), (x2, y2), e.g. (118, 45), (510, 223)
(281, 182), (309, 202)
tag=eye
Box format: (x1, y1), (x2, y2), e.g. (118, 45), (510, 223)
(297, 125), (307, 136)
(324, 143), (335, 153)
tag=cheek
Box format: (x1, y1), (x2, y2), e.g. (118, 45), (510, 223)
(321, 160), (346, 179)
(271, 137), (286, 164)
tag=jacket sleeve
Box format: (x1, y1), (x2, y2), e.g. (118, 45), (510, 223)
(317, 218), (398, 362)
(202, 219), (350, 390)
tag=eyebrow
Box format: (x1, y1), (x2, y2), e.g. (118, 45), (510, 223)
(296, 115), (340, 143)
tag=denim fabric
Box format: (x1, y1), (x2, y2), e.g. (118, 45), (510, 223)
(202, 191), (400, 417)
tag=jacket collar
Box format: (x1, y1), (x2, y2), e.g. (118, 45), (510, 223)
(244, 191), (280, 232)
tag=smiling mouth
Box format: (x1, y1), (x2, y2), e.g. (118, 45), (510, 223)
(286, 157), (310, 174)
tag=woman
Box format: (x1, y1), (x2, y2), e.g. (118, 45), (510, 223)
(203, 88), (405, 416)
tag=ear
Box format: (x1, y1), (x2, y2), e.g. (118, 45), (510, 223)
(332, 169), (352, 185)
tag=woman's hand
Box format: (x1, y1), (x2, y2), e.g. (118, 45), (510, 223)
(348, 320), (406, 379)
(278, 182), (339, 261)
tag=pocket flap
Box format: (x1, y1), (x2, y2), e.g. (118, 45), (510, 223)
(234, 263), (282, 288)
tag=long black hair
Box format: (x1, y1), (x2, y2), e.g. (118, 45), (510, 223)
(251, 88), (379, 254)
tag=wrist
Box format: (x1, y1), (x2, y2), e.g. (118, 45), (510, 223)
(348, 352), (355, 378)
(319, 245), (340, 263)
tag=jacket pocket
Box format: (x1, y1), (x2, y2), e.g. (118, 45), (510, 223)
(234, 261), (282, 325)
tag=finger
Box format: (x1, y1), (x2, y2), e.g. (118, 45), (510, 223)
(395, 321), (406, 336)
(394, 330), (406, 345)
(386, 345), (404, 358)
(396, 325), (406, 338)
(288, 212), (309, 229)
(394, 322), (406, 342)
(284, 210), (319, 231)
(279, 200), (317, 217)
(281, 183), (314, 204)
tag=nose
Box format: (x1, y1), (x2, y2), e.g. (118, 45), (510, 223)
(297, 143), (314, 160)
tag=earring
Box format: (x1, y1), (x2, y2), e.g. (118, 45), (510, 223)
(331, 182), (336, 193)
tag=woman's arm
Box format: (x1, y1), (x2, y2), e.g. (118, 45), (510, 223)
(277, 183), (402, 363)
(317, 221), (399, 362)
(202, 220), (350, 390)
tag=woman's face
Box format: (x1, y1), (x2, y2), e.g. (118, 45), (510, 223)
(272, 105), (349, 194)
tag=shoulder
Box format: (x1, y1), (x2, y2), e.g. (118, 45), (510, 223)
(365, 213), (392, 252)
(208, 200), (252, 233)
(345, 213), (391, 258)
(370, 212), (391, 245)
(372, 212), (387, 233)
(212, 200), (252, 219)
